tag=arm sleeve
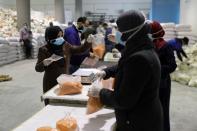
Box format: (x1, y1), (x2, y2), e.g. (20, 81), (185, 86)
(100, 55), (151, 110)
(64, 30), (79, 46)
(70, 41), (91, 55)
(103, 65), (118, 79)
(161, 46), (177, 78)
(35, 48), (48, 72)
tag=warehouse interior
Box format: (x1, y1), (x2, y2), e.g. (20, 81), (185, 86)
(0, 0), (197, 131)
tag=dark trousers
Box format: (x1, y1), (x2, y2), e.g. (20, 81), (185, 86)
(159, 82), (171, 131)
(23, 39), (32, 58)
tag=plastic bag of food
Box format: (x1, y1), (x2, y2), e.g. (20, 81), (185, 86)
(37, 126), (59, 131)
(56, 114), (78, 131)
(86, 80), (104, 114)
(92, 34), (105, 59)
(56, 74), (83, 95)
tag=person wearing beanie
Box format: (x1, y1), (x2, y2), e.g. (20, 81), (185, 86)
(150, 21), (177, 131)
(35, 26), (92, 105)
(88, 10), (163, 131)
(64, 17), (91, 74)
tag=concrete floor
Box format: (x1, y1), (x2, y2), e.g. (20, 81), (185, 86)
(0, 60), (197, 131)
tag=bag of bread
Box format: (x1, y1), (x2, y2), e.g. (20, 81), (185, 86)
(92, 34), (105, 59)
(56, 114), (78, 131)
(86, 80), (104, 114)
(37, 126), (59, 131)
(57, 74), (83, 95)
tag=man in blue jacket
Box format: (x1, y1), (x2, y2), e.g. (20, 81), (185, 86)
(64, 17), (90, 73)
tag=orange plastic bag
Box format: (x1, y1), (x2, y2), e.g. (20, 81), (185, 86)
(86, 96), (103, 114)
(57, 74), (82, 95)
(37, 126), (59, 131)
(93, 44), (105, 59)
(56, 115), (78, 131)
(58, 82), (83, 95)
(86, 80), (104, 114)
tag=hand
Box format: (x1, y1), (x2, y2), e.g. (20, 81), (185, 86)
(88, 84), (102, 98)
(43, 58), (53, 66)
(176, 49), (188, 61)
(108, 34), (116, 43)
(87, 34), (95, 43)
(96, 70), (106, 79)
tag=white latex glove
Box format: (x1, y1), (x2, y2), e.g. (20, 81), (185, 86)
(43, 54), (63, 66)
(88, 82), (102, 97)
(96, 70), (106, 79)
(43, 58), (53, 66)
(87, 34), (95, 43)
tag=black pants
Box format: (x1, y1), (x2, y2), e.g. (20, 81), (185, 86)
(23, 39), (32, 58)
(159, 80), (171, 131)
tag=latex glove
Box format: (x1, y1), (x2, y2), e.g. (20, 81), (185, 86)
(87, 34), (95, 43)
(43, 58), (53, 66)
(96, 70), (106, 79)
(108, 34), (116, 43)
(88, 82), (102, 98)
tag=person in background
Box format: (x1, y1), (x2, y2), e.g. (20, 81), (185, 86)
(150, 21), (177, 131)
(88, 10), (163, 131)
(103, 23), (115, 52)
(45, 22), (53, 42)
(35, 26), (92, 105)
(19, 23), (33, 59)
(81, 21), (97, 41)
(167, 37), (189, 61)
(64, 17), (91, 74)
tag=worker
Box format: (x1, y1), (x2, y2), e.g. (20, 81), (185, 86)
(167, 37), (189, 61)
(35, 26), (92, 105)
(150, 21), (177, 131)
(19, 23), (33, 59)
(88, 10), (163, 131)
(64, 17), (91, 74)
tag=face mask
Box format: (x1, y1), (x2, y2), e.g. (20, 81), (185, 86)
(115, 31), (125, 45)
(51, 37), (65, 46)
(121, 21), (146, 42)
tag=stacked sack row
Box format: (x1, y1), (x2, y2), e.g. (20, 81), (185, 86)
(175, 24), (197, 44)
(0, 34), (45, 66)
(161, 23), (176, 41)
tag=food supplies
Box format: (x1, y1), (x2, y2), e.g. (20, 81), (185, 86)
(56, 74), (83, 95)
(86, 79), (104, 114)
(56, 115), (78, 131)
(91, 34), (105, 59)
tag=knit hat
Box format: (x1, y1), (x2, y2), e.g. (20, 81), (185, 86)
(150, 21), (165, 38)
(46, 26), (62, 41)
(116, 10), (145, 33)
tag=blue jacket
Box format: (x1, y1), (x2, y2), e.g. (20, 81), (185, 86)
(64, 25), (89, 66)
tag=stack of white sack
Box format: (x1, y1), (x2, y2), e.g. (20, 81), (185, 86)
(31, 34), (46, 59)
(6, 37), (25, 60)
(171, 43), (197, 87)
(0, 38), (9, 66)
(175, 24), (197, 44)
(161, 23), (176, 41)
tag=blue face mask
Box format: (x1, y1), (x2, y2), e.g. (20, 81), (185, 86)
(115, 31), (125, 45)
(51, 37), (65, 46)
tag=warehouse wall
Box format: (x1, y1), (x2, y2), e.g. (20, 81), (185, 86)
(0, 0), (151, 22)
(151, 0), (180, 24)
(180, 0), (197, 34)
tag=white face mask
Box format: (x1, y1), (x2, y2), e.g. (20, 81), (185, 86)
(121, 21), (146, 42)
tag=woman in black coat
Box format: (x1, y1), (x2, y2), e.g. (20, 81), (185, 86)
(150, 21), (177, 131)
(35, 26), (92, 105)
(89, 10), (163, 131)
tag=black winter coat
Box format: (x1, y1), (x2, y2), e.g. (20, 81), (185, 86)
(100, 35), (163, 131)
(156, 44), (177, 89)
